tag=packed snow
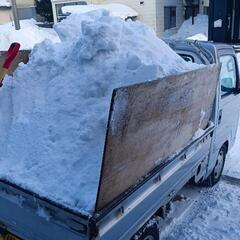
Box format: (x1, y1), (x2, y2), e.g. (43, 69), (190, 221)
(172, 15), (208, 41)
(0, 0), (10, 7)
(0, 19), (60, 51)
(0, 10), (198, 214)
(62, 3), (138, 20)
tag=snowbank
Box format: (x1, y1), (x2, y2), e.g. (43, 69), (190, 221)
(172, 15), (208, 41)
(62, 3), (138, 19)
(0, 19), (60, 51)
(0, 10), (198, 214)
(0, 0), (11, 7)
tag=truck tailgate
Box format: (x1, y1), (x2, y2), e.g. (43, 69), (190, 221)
(0, 180), (89, 240)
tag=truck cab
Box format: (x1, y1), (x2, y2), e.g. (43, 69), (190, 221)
(170, 41), (240, 181)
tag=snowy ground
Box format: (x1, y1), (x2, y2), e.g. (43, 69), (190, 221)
(161, 123), (240, 239)
(161, 181), (240, 240)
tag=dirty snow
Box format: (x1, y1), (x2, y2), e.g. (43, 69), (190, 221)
(0, 10), (198, 214)
(62, 3), (138, 19)
(0, 19), (60, 51)
(172, 15), (208, 41)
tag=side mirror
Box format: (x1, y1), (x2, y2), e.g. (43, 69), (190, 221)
(221, 77), (234, 88)
(221, 77), (235, 94)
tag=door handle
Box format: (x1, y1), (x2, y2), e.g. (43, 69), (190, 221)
(218, 109), (223, 124)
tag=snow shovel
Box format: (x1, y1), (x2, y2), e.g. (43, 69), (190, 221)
(0, 42), (21, 87)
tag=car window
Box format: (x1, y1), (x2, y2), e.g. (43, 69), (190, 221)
(219, 55), (237, 96)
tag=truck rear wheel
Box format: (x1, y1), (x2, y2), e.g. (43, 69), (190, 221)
(205, 145), (227, 187)
(132, 222), (159, 240)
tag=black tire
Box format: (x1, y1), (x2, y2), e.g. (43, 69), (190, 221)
(132, 222), (159, 240)
(205, 145), (227, 187)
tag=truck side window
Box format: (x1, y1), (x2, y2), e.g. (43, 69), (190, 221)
(219, 55), (237, 96)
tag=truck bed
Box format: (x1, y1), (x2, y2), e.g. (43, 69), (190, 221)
(0, 65), (220, 240)
(0, 123), (215, 240)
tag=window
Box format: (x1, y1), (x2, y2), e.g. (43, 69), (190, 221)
(164, 7), (176, 30)
(219, 55), (237, 96)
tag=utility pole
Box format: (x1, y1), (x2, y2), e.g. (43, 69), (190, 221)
(191, 0), (195, 25)
(11, 0), (20, 30)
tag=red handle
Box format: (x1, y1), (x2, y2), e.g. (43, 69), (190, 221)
(2, 42), (21, 70)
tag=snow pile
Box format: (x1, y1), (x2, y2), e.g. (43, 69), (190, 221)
(0, 0), (11, 7)
(0, 10), (198, 214)
(172, 15), (208, 41)
(62, 3), (138, 19)
(0, 19), (60, 51)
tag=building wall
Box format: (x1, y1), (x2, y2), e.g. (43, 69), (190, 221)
(93, 0), (157, 32)
(0, 0), (36, 25)
(156, 0), (184, 37)
(92, 0), (184, 37)
(0, 8), (11, 24)
(16, 0), (35, 7)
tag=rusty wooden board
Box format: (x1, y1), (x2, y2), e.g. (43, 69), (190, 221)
(95, 64), (221, 212)
(0, 50), (30, 75)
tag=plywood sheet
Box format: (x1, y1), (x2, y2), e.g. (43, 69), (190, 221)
(96, 64), (220, 212)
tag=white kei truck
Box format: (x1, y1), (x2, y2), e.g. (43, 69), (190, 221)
(0, 40), (239, 240)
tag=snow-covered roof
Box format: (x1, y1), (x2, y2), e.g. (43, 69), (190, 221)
(0, 19), (60, 51)
(0, 0), (11, 7)
(62, 3), (138, 19)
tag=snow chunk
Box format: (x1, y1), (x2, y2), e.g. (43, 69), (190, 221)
(62, 3), (138, 20)
(0, 10), (199, 214)
(0, 19), (60, 51)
